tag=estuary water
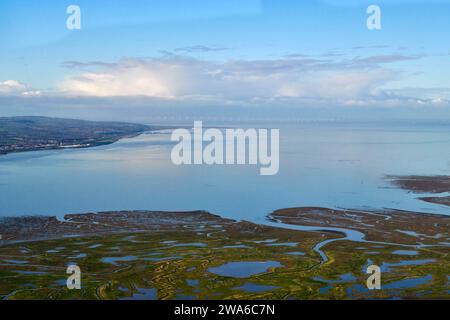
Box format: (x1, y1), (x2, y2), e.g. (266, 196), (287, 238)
(1, 122), (450, 222)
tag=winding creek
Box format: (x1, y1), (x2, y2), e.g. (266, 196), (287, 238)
(265, 214), (448, 264)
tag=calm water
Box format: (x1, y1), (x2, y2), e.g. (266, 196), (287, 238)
(208, 261), (282, 278)
(1, 122), (450, 222)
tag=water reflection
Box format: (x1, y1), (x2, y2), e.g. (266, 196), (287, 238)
(0, 123), (449, 221)
(208, 261), (282, 278)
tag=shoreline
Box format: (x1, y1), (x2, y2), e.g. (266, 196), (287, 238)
(0, 129), (169, 157)
(386, 175), (450, 207)
(1, 175), (448, 255)
(0, 133), (140, 156)
(1, 172), (449, 300)
(0, 116), (175, 157)
(1, 205), (448, 246)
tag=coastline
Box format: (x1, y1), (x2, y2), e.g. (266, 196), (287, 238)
(0, 130), (154, 157)
(0, 116), (173, 156)
(1, 203), (448, 246)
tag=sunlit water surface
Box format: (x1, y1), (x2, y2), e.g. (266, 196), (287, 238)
(1, 122), (450, 223)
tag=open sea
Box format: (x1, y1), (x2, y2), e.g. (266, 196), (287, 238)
(1, 121), (450, 223)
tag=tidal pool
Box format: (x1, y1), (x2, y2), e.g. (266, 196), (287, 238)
(286, 251), (305, 256)
(223, 245), (250, 249)
(234, 283), (279, 293)
(266, 242), (298, 247)
(3, 259), (28, 265)
(172, 242), (207, 248)
(384, 275), (432, 289)
(316, 273), (358, 295)
(392, 250), (419, 256)
(101, 255), (137, 266)
(120, 287), (157, 300)
(175, 294), (196, 300)
(363, 258), (437, 273)
(88, 244), (103, 249)
(347, 275), (433, 297)
(186, 279), (199, 287)
(161, 241), (177, 244)
(14, 270), (48, 275)
(380, 259), (436, 272)
(208, 261), (282, 278)
(253, 239), (278, 244)
(314, 273), (357, 284)
(143, 256), (182, 262)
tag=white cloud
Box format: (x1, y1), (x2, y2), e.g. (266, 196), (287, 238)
(21, 90), (42, 97)
(5, 54), (448, 109)
(57, 56), (407, 104)
(58, 58), (191, 98)
(0, 80), (27, 94)
(0, 80), (42, 97)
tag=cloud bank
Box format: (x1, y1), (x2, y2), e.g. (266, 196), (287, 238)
(2, 54), (449, 109)
(0, 80), (41, 97)
(54, 55), (430, 103)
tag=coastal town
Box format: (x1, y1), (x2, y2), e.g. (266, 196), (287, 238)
(0, 116), (150, 155)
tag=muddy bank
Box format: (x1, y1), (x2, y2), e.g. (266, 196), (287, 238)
(2, 205), (449, 247)
(419, 196), (450, 206)
(0, 211), (233, 244)
(269, 207), (450, 246)
(387, 175), (450, 207)
(386, 175), (450, 193)
(0, 210), (327, 246)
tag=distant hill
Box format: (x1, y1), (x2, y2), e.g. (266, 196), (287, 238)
(0, 116), (151, 155)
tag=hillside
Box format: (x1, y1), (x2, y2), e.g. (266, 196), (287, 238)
(0, 116), (150, 155)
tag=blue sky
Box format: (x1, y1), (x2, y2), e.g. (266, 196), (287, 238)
(0, 0), (450, 121)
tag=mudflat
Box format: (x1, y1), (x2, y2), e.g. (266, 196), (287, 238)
(387, 175), (450, 207)
(270, 207), (449, 245)
(386, 175), (450, 194)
